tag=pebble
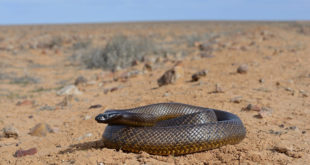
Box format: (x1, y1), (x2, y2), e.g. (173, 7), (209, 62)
(299, 90), (308, 97)
(29, 123), (54, 137)
(14, 148), (37, 157)
(214, 83), (224, 93)
(230, 96), (242, 103)
(259, 78), (264, 83)
(76, 133), (93, 141)
(74, 76), (87, 86)
(242, 104), (261, 111)
(16, 100), (34, 106)
(256, 107), (273, 118)
(56, 85), (82, 96)
(143, 63), (152, 72)
(119, 70), (141, 80)
(237, 64), (248, 74)
(38, 105), (56, 111)
(273, 145), (302, 158)
(84, 115), (92, 120)
(131, 60), (139, 66)
(57, 95), (73, 107)
(88, 104), (102, 109)
(191, 70), (208, 82)
(2, 125), (19, 139)
(157, 66), (184, 87)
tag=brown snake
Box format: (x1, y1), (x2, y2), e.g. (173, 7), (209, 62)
(95, 102), (246, 155)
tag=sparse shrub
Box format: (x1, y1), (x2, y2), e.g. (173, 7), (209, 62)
(182, 33), (212, 47)
(72, 40), (92, 50)
(78, 35), (162, 70)
(11, 75), (40, 85)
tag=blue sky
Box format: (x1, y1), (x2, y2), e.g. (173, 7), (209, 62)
(1, 0), (309, 25)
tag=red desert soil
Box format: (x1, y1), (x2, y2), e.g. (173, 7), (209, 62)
(0, 21), (309, 164)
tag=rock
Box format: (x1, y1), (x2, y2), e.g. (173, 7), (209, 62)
(84, 115), (92, 120)
(57, 95), (73, 107)
(88, 104), (102, 109)
(242, 104), (261, 111)
(57, 85), (82, 96)
(16, 100), (34, 106)
(143, 63), (152, 72)
(256, 107), (273, 118)
(74, 76), (87, 86)
(299, 90), (308, 97)
(237, 64), (248, 74)
(131, 60), (139, 66)
(38, 105), (56, 111)
(259, 78), (264, 83)
(29, 123), (54, 137)
(2, 125), (19, 139)
(76, 133), (93, 141)
(191, 70), (208, 82)
(230, 96), (242, 103)
(273, 145), (302, 158)
(157, 66), (184, 87)
(119, 70), (141, 80)
(214, 83), (224, 93)
(14, 148), (37, 157)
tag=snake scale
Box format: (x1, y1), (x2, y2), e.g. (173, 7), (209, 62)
(95, 103), (246, 155)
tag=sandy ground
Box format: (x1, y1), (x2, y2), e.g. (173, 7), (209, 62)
(0, 22), (309, 164)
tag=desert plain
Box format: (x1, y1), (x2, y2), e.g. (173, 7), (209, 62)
(0, 21), (310, 164)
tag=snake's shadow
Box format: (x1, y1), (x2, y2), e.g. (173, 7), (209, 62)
(59, 140), (105, 154)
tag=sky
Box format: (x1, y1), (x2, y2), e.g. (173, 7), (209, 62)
(0, 0), (310, 25)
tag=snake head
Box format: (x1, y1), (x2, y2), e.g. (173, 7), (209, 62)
(95, 111), (122, 123)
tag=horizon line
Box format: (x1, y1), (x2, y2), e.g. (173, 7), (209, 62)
(1, 19), (309, 27)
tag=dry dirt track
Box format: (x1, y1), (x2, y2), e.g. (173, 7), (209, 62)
(0, 22), (310, 164)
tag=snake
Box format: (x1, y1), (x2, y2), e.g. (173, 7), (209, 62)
(95, 102), (246, 156)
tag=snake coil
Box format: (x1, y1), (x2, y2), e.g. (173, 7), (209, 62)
(95, 103), (246, 155)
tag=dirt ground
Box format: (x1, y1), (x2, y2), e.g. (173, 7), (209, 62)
(0, 21), (309, 165)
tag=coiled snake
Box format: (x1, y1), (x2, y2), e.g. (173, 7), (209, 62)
(95, 103), (246, 155)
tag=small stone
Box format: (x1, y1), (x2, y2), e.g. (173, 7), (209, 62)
(57, 85), (82, 96)
(192, 70), (208, 82)
(276, 82), (281, 86)
(230, 96), (242, 103)
(88, 104), (102, 109)
(259, 78), (264, 83)
(237, 64), (248, 74)
(273, 145), (302, 158)
(120, 70), (141, 80)
(84, 115), (92, 120)
(57, 95), (73, 107)
(157, 66), (184, 87)
(256, 107), (273, 118)
(76, 133), (93, 141)
(214, 83), (224, 93)
(29, 123), (54, 137)
(299, 90), (308, 97)
(163, 93), (169, 97)
(143, 63), (152, 72)
(16, 100), (34, 106)
(38, 105), (56, 111)
(110, 87), (118, 92)
(2, 125), (19, 139)
(74, 76), (87, 86)
(286, 126), (297, 131)
(274, 146), (289, 153)
(14, 148), (37, 157)
(242, 104), (261, 111)
(302, 131), (306, 134)
(131, 60), (139, 66)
